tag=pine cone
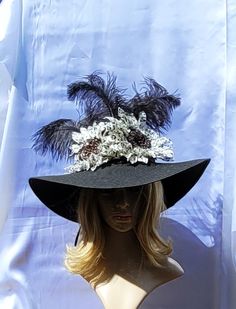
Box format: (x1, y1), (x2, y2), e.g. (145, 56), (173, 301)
(127, 129), (151, 148)
(80, 138), (101, 159)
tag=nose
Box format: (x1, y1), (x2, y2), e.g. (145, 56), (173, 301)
(116, 201), (129, 209)
(115, 190), (129, 209)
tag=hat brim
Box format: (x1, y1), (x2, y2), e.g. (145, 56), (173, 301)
(28, 158), (210, 222)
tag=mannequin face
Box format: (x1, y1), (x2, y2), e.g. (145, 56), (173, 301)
(96, 186), (143, 232)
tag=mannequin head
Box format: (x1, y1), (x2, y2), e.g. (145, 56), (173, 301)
(65, 181), (173, 286)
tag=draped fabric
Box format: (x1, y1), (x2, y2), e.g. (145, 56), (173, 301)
(0, 0), (235, 308)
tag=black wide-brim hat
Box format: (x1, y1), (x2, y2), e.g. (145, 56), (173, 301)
(29, 158), (210, 223)
(29, 73), (211, 223)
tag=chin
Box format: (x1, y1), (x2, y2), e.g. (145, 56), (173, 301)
(112, 225), (133, 233)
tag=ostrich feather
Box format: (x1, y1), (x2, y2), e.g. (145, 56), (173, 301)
(128, 78), (181, 132)
(67, 72), (126, 126)
(31, 119), (80, 161)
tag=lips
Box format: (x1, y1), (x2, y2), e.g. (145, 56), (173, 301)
(112, 214), (132, 222)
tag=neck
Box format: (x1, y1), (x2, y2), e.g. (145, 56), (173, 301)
(103, 225), (142, 267)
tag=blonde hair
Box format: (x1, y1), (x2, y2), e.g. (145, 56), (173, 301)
(64, 182), (173, 286)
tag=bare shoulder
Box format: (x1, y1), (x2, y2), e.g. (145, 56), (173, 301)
(165, 257), (184, 277)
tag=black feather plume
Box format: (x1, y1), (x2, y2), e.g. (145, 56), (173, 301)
(31, 119), (80, 161)
(128, 78), (181, 132)
(67, 72), (126, 126)
(31, 73), (181, 162)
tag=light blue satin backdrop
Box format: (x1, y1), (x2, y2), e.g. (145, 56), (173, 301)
(0, 0), (235, 308)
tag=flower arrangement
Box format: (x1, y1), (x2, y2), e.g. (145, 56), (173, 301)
(65, 108), (173, 172)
